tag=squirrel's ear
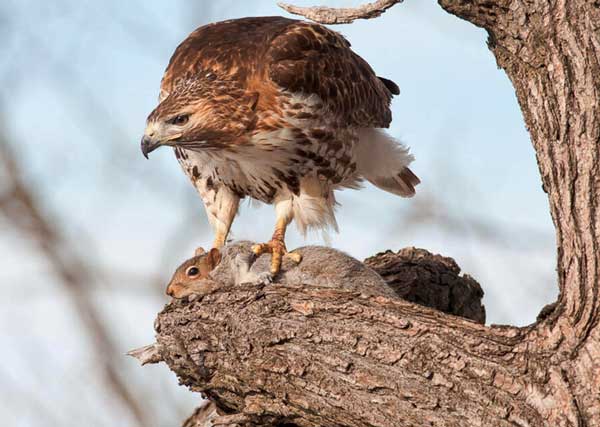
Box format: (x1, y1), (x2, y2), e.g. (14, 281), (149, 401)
(207, 248), (222, 268)
(194, 247), (206, 257)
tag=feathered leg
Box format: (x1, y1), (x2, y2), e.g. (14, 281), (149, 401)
(194, 177), (240, 249)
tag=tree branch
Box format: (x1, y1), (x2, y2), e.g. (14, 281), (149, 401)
(127, 343), (164, 366)
(154, 280), (533, 426)
(278, 0), (403, 24)
(365, 248), (485, 324)
(134, 248), (508, 426)
(278, 0), (509, 29)
(437, 0), (511, 30)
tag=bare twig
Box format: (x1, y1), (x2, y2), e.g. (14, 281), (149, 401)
(127, 344), (164, 365)
(278, 0), (403, 24)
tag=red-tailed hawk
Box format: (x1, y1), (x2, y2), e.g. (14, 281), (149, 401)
(141, 16), (419, 274)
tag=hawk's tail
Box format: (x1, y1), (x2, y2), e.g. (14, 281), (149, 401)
(355, 128), (420, 197)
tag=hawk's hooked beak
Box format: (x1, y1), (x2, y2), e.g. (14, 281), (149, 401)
(140, 135), (163, 159)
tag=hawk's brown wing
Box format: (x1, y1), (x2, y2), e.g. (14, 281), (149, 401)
(159, 17), (397, 127)
(267, 20), (397, 128)
(159, 17), (292, 98)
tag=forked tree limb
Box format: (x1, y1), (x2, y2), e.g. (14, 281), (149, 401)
(137, 248), (555, 426)
(150, 243), (593, 426)
(138, 0), (600, 425)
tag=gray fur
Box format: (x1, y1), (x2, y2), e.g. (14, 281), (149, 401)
(210, 241), (397, 298)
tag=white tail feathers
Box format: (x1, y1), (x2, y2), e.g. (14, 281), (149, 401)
(292, 190), (339, 236)
(355, 128), (420, 197)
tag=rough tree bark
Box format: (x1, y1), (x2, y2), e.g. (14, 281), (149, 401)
(143, 248), (487, 427)
(172, 247), (486, 427)
(133, 1), (600, 426)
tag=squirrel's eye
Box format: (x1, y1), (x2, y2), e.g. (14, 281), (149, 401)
(186, 266), (200, 277)
(170, 114), (189, 125)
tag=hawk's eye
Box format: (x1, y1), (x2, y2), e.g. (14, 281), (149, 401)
(170, 114), (189, 125)
(186, 266), (200, 277)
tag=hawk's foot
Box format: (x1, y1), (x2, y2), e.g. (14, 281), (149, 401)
(251, 239), (302, 275)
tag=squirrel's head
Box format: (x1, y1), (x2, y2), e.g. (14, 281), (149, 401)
(166, 247), (222, 298)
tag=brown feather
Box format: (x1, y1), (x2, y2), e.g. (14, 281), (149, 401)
(159, 17), (396, 129)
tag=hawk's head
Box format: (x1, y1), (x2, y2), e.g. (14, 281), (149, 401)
(141, 73), (258, 158)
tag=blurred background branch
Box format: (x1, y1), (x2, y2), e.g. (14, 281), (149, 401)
(0, 128), (149, 427)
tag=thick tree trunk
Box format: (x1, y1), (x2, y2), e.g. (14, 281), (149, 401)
(441, 0), (600, 422)
(135, 1), (600, 426)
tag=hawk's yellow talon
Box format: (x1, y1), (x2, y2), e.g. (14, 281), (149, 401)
(271, 251), (283, 275)
(286, 252), (303, 264)
(251, 238), (301, 275)
(251, 243), (268, 255)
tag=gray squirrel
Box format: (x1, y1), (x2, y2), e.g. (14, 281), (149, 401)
(166, 241), (396, 299)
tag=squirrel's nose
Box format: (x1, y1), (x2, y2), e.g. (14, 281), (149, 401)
(166, 285), (174, 297)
